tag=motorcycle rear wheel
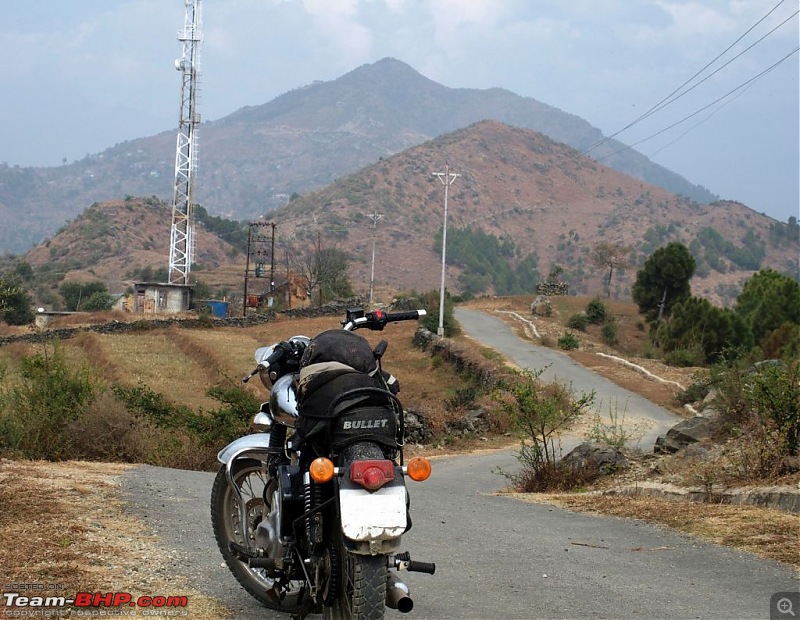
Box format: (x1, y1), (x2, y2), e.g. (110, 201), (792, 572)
(210, 460), (304, 612)
(324, 552), (387, 620)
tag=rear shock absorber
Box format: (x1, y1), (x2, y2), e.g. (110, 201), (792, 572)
(303, 473), (324, 545)
(303, 472), (313, 543)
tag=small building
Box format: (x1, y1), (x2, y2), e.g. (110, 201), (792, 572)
(132, 282), (192, 314)
(35, 310), (78, 328)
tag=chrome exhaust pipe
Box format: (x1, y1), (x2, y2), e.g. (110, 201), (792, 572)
(386, 574), (413, 613)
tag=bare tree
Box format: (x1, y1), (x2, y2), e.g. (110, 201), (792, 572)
(591, 242), (631, 298)
(296, 235), (353, 306)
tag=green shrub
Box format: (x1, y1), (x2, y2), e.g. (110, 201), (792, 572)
(710, 359), (800, 477)
(585, 297), (607, 324)
(567, 313), (588, 331)
(663, 347), (704, 367)
(187, 383), (259, 449)
(413, 290), (460, 337)
(558, 331), (580, 350)
(0, 343), (97, 459)
(112, 381), (258, 457)
(675, 375), (711, 406)
(112, 382), (193, 428)
(493, 368), (595, 492)
(601, 318), (618, 346)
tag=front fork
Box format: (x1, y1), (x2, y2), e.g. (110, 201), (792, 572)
(217, 426), (287, 556)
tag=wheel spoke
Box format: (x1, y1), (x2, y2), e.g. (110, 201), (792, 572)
(211, 463), (305, 611)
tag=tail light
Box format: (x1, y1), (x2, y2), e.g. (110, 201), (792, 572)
(350, 460), (395, 491)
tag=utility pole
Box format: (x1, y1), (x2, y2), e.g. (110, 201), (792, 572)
(433, 163), (460, 337)
(269, 222), (276, 293)
(365, 212), (383, 306)
(243, 224), (252, 317)
(243, 221), (273, 315)
(317, 229), (323, 307)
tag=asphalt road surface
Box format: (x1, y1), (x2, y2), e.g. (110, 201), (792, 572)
(453, 307), (681, 449)
(119, 309), (798, 619)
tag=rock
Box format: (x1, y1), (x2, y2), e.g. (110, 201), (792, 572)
(562, 441), (628, 474)
(654, 412), (725, 454)
(530, 295), (552, 317)
(403, 407), (433, 444)
(443, 409), (487, 436)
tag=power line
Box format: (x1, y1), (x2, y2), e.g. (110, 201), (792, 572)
(594, 46), (799, 163)
(646, 78), (758, 159)
(583, 0), (796, 155)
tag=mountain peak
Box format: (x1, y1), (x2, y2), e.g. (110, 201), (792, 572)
(0, 58), (720, 256)
(338, 56), (440, 90)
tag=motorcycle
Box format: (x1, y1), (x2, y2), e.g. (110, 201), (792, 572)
(211, 307), (436, 620)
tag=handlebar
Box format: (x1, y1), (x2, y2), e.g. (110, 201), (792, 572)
(243, 307), (426, 383)
(342, 308), (426, 331)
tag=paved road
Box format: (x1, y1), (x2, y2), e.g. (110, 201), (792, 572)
(454, 307), (680, 449)
(121, 456), (797, 620)
(118, 308), (798, 619)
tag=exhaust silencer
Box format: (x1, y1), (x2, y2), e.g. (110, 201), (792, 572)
(386, 574), (413, 613)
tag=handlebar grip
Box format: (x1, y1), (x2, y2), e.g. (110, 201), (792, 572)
(385, 309), (426, 322)
(406, 560), (436, 574)
(265, 347), (286, 367)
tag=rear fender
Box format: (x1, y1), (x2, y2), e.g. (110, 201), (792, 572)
(338, 472), (407, 555)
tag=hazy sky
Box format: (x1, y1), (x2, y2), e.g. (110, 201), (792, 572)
(1, 1), (797, 222)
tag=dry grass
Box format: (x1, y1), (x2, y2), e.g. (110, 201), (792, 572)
(87, 330), (222, 410)
(0, 459), (228, 618)
(524, 492), (800, 570)
(1, 314), (478, 443)
(73, 331), (126, 383)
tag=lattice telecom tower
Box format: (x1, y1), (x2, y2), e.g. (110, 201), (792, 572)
(168, 0), (202, 285)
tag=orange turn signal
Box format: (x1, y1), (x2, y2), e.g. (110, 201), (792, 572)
(405, 457), (431, 482)
(309, 457), (336, 483)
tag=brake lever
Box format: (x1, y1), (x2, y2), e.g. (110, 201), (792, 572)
(242, 365), (261, 384)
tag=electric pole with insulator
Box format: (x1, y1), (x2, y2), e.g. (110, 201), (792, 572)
(365, 212), (383, 306)
(433, 163), (459, 337)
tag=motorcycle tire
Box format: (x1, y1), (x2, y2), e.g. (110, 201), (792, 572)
(210, 460), (304, 612)
(324, 552), (387, 620)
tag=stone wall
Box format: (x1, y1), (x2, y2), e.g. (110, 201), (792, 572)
(536, 281), (569, 296)
(0, 312), (278, 347)
(412, 327), (501, 389)
(0, 297), (372, 348)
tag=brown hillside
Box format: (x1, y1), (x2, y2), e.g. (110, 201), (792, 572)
(266, 121), (796, 305)
(19, 122), (796, 308)
(24, 197), (244, 293)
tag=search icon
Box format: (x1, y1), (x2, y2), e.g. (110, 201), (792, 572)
(778, 598), (796, 617)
